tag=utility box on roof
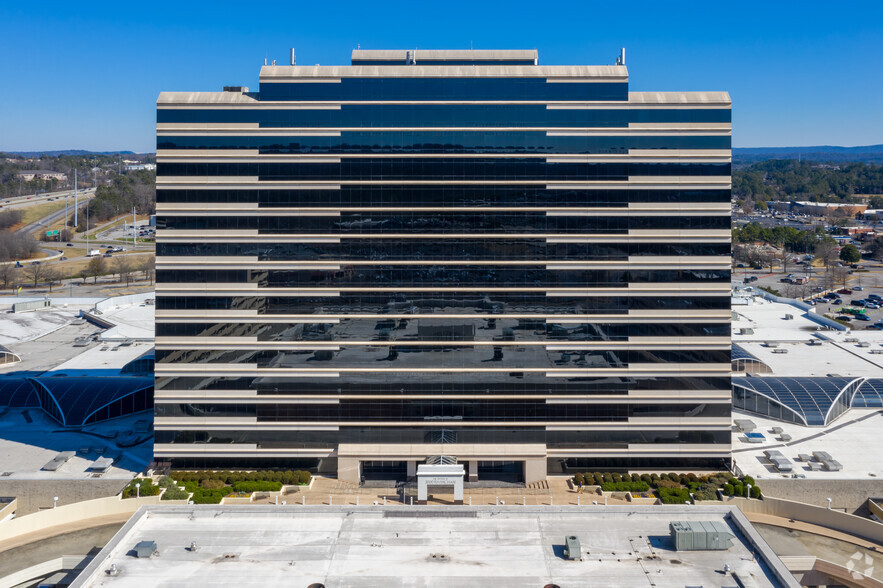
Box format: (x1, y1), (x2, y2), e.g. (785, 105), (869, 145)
(670, 521), (734, 551)
(563, 535), (581, 560)
(133, 540), (158, 558)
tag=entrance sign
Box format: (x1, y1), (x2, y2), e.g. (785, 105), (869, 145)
(416, 464), (465, 504)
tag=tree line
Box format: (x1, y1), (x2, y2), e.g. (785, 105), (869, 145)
(75, 169), (155, 230)
(731, 223), (835, 253)
(0, 254), (155, 292)
(734, 160), (883, 204)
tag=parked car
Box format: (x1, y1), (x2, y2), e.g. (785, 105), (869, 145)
(853, 300), (867, 307)
(837, 315), (852, 322)
(868, 294), (881, 300)
(856, 314), (872, 321)
(833, 299), (843, 305)
(854, 286), (864, 291)
(66, 243), (73, 247)
(837, 289), (852, 294)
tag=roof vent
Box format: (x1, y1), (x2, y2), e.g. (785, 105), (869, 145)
(615, 47), (626, 66)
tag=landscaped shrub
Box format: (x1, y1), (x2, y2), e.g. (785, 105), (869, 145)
(723, 483), (735, 496)
(654, 479), (681, 489)
(573, 473), (585, 486)
(742, 475), (756, 487)
(640, 474), (652, 484)
(232, 481), (283, 493)
(600, 481), (650, 493)
(611, 473), (622, 483)
(157, 476), (178, 489)
(161, 486), (190, 500)
(658, 488), (691, 504)
(200, 478), (226, 490)
(191, 488), (230, 504)
(692, 484), (719, 501)
(602, 473), (614, 484)
(630, 473), (641, 483)
(733, 484), (744, 497)
(750, 485), (762, 499)
(122, 478), (161, 499)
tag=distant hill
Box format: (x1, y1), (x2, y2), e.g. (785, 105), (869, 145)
(4, 150), (138, 157)
(734, 145), (883, 165)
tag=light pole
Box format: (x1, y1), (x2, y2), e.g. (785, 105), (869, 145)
(826, 497), (832, 510)
(746, 483), (752, 500)
(135, 482), (141, 499)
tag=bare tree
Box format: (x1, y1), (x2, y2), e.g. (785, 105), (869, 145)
(779, 247), (791, 274)
(138, 254), (155, 285)
(832, 266), (850, 290)
(81, 256), (106, 284)
(0, 264), (13, 291)
(815, 241), (837, 270)
(42, 266), (62, 292)
(114, 256), (134, 286)
(22, 262), (46, 287)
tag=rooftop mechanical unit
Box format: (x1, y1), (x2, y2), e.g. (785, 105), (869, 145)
(133, 540), (158, 558)
(563, 535), (581, 560)
(669, 521), (734, 551)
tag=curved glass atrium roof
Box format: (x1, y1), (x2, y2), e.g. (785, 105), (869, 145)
(733, 376), (883, 426)
(0, 376), (153, 427)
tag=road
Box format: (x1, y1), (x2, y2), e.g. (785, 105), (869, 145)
(1, 187), (95, 211)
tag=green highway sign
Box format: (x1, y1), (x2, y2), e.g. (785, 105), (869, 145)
(46, 230), (59, 236)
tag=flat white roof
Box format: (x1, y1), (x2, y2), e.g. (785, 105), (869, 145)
(732, 408), (883, 480)
(732, 295), (883, 376)
(71, 505), (796, 588)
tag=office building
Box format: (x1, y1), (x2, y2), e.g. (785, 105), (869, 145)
(154, 49), (732, 482)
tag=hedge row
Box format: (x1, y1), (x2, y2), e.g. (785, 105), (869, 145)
(175, 470), (311, 485)
(232, 481), (283, 493)
(599, 481), (650, 492)
(574, 472), (730, 488)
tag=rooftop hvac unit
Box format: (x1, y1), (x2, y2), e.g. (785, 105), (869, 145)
(764, 341), (779, 348)
(563, 535), (581, 560)
(670, 521), (734, 551)
(784, 314), (794, 320)
(133, 540), (158, 558)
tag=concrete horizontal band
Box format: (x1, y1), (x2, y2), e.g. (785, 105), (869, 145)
(156, 99), (726, 109)
(160, 125), (712, 134)
(155, 152), (729, 163)
(154, 366), (730, 377)
(156, 230), (731, 239)
(156, 257), (729, 271)
(154, 392), (730, 402)
(154, 340), (730, 350)
(153, 419), (730, 431)
(547, 129), (730, 136)
(153, 286), (730, 296)
(153, 311), (730, 322)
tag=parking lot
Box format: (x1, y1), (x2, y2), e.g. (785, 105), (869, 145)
(734, 259), (883, 329)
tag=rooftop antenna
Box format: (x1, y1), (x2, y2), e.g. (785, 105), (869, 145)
(615, 47), (626, 66)
(290, 48), (296, 66)
(271, 59), (276, 65)
(264, 54), (267, 66)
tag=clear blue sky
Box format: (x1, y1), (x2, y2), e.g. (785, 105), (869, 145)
(1, 0), (881, 153)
